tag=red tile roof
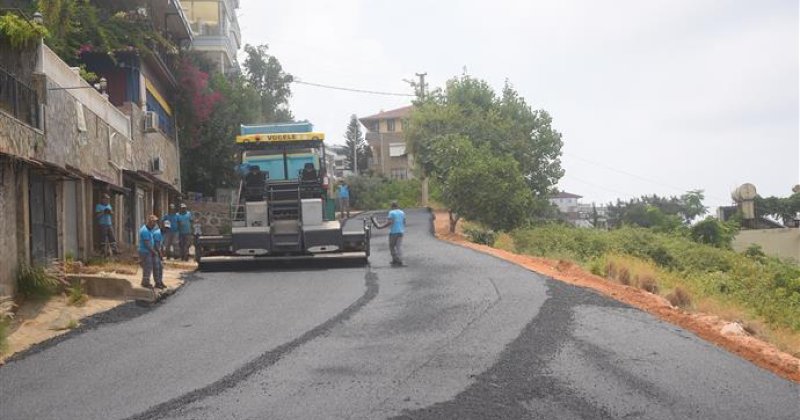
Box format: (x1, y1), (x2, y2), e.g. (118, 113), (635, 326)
(360, 105), (413, 121)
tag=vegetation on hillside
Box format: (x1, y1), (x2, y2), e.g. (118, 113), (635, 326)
(505, 224), (800, 335)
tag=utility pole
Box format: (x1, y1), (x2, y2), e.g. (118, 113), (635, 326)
(415, 72), (427, 99)
(415, 72), (430, 207)
(352, 137), (358, 175)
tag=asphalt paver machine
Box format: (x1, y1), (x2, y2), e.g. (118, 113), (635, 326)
(195, 122), (370, 268)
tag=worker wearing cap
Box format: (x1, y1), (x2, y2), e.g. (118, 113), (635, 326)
(176, 203), (194, 261)
(161, 204), (179, 259)
(139, 215), (159, 288)
(95, 193), (119, 254)
(373, 201), (406, 266)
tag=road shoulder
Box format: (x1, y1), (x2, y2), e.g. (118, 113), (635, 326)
(432, 211), (800, 383)
(1, 261), (194, 365)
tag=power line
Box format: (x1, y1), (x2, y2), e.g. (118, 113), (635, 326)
(564, 152), (729, 202)
(292, 79), (415, 97)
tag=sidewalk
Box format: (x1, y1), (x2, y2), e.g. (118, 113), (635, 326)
(1, 260), (195, 364)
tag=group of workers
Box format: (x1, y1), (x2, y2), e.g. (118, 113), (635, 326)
(95, 194), (194, 288)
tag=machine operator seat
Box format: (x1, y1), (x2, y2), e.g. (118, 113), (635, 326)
(244, 166), (267, 201)
(300, 163), (317, 182)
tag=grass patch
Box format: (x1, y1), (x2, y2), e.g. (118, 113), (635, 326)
(666, 287), (693, 308)
(0, 317), (9, 355)
(67, 282), (88, 307)
(508, 224), (800, 353)
(16, 263), (58, 298)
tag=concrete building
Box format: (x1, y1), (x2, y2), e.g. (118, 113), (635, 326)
(361, 106), (415, 180)
(0, 4), (188, 296)
(181, 0), (242, 74)
(549, 191), (608, 228)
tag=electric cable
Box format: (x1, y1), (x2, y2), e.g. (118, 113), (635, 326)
(292, 79), (415, 97)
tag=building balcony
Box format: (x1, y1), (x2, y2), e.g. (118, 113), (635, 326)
(0, 65), (38, 128)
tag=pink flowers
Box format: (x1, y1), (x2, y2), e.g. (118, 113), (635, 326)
(178, 59), (224, 146)
(76, 43), (94, 57)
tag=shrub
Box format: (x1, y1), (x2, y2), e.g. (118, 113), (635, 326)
(16, 263), (58, 298)
(617, 267), (632, 285)
(67, 282), (88, 307)
(667, 287), (692, 308)
(463, 226), (497, 246)
(743, 244), (766, 262)
(605, 261), (618, 279)
(0, 317), (9, 355)
(639, 274), (659, 294)
(346, 176), (421, 210)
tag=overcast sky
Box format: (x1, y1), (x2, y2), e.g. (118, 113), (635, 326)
(238, 0), (798, 210)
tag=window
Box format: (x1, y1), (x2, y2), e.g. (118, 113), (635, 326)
(386, 119), (395, 132)
(184, 1), (221, 35)
(389, 143), (406, 157)
(391, 169), (407, 180)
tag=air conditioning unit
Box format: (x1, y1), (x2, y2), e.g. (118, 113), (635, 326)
(151, 156), (164, 174)
(144, 111), (159, 133)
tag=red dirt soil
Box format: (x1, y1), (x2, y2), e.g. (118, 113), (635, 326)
(433, 211), (800, 383)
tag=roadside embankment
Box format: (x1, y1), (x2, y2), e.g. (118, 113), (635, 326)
(432, 211), (800, 383)
(0, 260), (194, 364)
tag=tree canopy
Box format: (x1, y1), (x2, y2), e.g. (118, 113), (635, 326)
(341, 115), (370, 174)
(606, 190), (708, 229)
(243, 44), (294, 123)
(405, 75), (563, 231)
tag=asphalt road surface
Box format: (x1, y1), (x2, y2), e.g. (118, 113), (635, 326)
(1, 209), (797, 419)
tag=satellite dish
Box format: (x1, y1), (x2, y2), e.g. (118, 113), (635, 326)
(793, 184), (800, 194)
(732, 183), (757, 201)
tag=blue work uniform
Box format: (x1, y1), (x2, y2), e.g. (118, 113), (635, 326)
(152, 227), (164, 286)
(387, 208), (406, 264)
(138, 225), (155, 286)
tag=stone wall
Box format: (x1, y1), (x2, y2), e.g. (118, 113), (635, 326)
(0, 110), (42, 159)
(43, 82), (125, 183)
(0, 159), (20, 295)
(188, 202), (230, 235)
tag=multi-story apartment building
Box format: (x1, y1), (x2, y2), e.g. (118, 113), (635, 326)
(182, 0), (242, 74)
(360, 106), (414, 180)
(0, 3), (190, 296)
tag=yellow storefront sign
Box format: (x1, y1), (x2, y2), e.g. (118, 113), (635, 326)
(236, 132), (326, 143)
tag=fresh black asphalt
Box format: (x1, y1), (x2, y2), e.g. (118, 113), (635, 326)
(0, 209), (797, 419)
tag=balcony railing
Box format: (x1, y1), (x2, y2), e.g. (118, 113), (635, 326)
(0, 65), (38, 127)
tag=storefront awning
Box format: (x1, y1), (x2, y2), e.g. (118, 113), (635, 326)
(123, 170), (180, 195)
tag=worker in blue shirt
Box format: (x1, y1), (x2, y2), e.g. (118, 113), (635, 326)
(373, 201), (406, 266)
(176, 203), (193, 261)
(151, 220), (166, 289)
(138, 215), (158, 288)
(338, 181), (350, 219)
(94, 194), (119, 254)
(161, 204), (179, 259)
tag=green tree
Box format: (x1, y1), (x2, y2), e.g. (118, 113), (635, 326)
(690, 216), (739, 248)
(607, 191), (708, 229)
(445, 145), (533, 231)
(243, 44), (294, 123)
(756, 192), (800, 226)
(406, 75), (564, 230)
(342, 115), (370, 174)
